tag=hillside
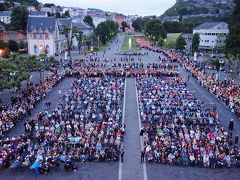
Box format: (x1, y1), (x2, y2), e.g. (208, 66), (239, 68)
(161, 0), (234, 21)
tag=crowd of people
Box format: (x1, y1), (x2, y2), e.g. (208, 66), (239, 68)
(136, 36), (240, 117)
(137, 75), (240, 168)
(0, 77), (125, 174)
(176, 53), (240, 117)
(0, 72), (64, 137)
(64, 59), (179, 78)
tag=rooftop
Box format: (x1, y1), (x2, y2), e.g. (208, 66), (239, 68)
(0, 11), (12, 17)
(73, 22), (93, 30)
(27, 17), (56, 33)
(194, 22), (228, 30)
(29, 11), (48, 17)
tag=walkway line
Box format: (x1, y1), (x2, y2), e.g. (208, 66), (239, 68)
(118, 77), (126, 180)
(135, 78), (148, 180)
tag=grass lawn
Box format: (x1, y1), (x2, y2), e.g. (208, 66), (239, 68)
(164, 33), (181, 49)
(121, 35), (140, 52)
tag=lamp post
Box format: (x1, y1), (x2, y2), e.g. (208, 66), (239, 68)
(219, 59), (224, 81)
(97, 36), (100, 49)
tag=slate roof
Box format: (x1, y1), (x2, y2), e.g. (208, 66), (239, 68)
(0, 11), (12, 17)
(58, 18), (72, 27)
(27, 17), (56, 33)
(73, 22), (93, 30)
(194, 22), (227, 30)
(29, 11), (47, 16)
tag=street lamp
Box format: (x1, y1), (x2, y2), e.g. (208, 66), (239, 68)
(219, 59), (224, 81)
(97, 36), (100, 49)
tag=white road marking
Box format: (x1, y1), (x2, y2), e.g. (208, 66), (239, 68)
(135, 78), (148, 180)
(118, 78), (126, 180)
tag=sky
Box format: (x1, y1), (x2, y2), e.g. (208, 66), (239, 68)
(39, 0), (176, 16)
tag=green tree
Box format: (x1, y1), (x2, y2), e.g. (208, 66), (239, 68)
(157, 36), (165, 47)
(226, 0), (240, 55)
(121, 21), (128, 32)
(181, 22), (194, 33)
(10, 6), (29, 32)
(59, 25), (75, 57)
(0, 40), (7, 49)
(144, 19), (166, 40)
(192, 33), (200, 53)
(105, 20), (118, 37)
(73, 26), (83, 54)
(95, 22), (111, 44)
(83, 15), (95, 28)
(132, 18), (145, 31)
(63, 11), (70, 18)
(7, 40), (19, 52)
(44, 3), (55, 7)
(214, 34), (226, 53)
(175, 35), (187, 50)
(55, 12), (61, 18)
(163, 21), (183, 33)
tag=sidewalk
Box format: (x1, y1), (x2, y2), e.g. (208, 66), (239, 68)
(121, 78), (145, 180)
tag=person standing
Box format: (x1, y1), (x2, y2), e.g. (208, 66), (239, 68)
(59, 89), (62, 98)
(141, 150), (145, 163)
(228, 119), (234, 131)
(120, 149), (124, 163)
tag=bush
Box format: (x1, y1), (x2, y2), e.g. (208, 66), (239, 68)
(8, 40), (19, 52)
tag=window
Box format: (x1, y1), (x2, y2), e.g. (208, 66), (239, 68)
(33, 34), (37, 39)
(39, 34), (43, 39)
(45, 34), (49, 39)
(34, 45), (38, 54)
(46, 45), (49, 54)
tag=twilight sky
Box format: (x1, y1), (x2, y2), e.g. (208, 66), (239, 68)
(39, 0), (176, 16)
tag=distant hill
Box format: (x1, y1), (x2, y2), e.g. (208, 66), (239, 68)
(161, 0), (234, 22)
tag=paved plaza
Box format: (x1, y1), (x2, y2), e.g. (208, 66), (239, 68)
(0, 34), (240, 180)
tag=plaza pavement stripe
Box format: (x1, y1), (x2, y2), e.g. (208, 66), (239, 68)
(121, 78), (145, 180)
(118, 78), (126, 180)
(135, 78), (148, 180)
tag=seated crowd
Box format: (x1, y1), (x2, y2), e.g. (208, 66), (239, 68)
(137, 75), (240, 168)
(0, 77), (125, 174)
(0, 72), (64, 137)
(172, 52), (240, 117)
(136, 37), (240, 117)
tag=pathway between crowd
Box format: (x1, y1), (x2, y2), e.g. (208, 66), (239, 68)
(7, 77), (76, 137)
(120, 78), (147, 180)
(178, 67), (240, 142)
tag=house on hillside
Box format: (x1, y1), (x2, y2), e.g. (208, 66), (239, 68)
(27, 17), (68, 56)
(0, 11), (12, 24)
(29, 11), (48, 17)
(0, 31), (26, 42)
(90, 15), (106, 27)
(72, 21), (94, 48)
(114, 14), (126, 28)
(193, 22), (229, 50)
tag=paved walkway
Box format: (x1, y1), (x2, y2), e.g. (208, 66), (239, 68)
(121, 78), (146, 180)
(7, 77), (76, 137)
(178, 67), (240, 136)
